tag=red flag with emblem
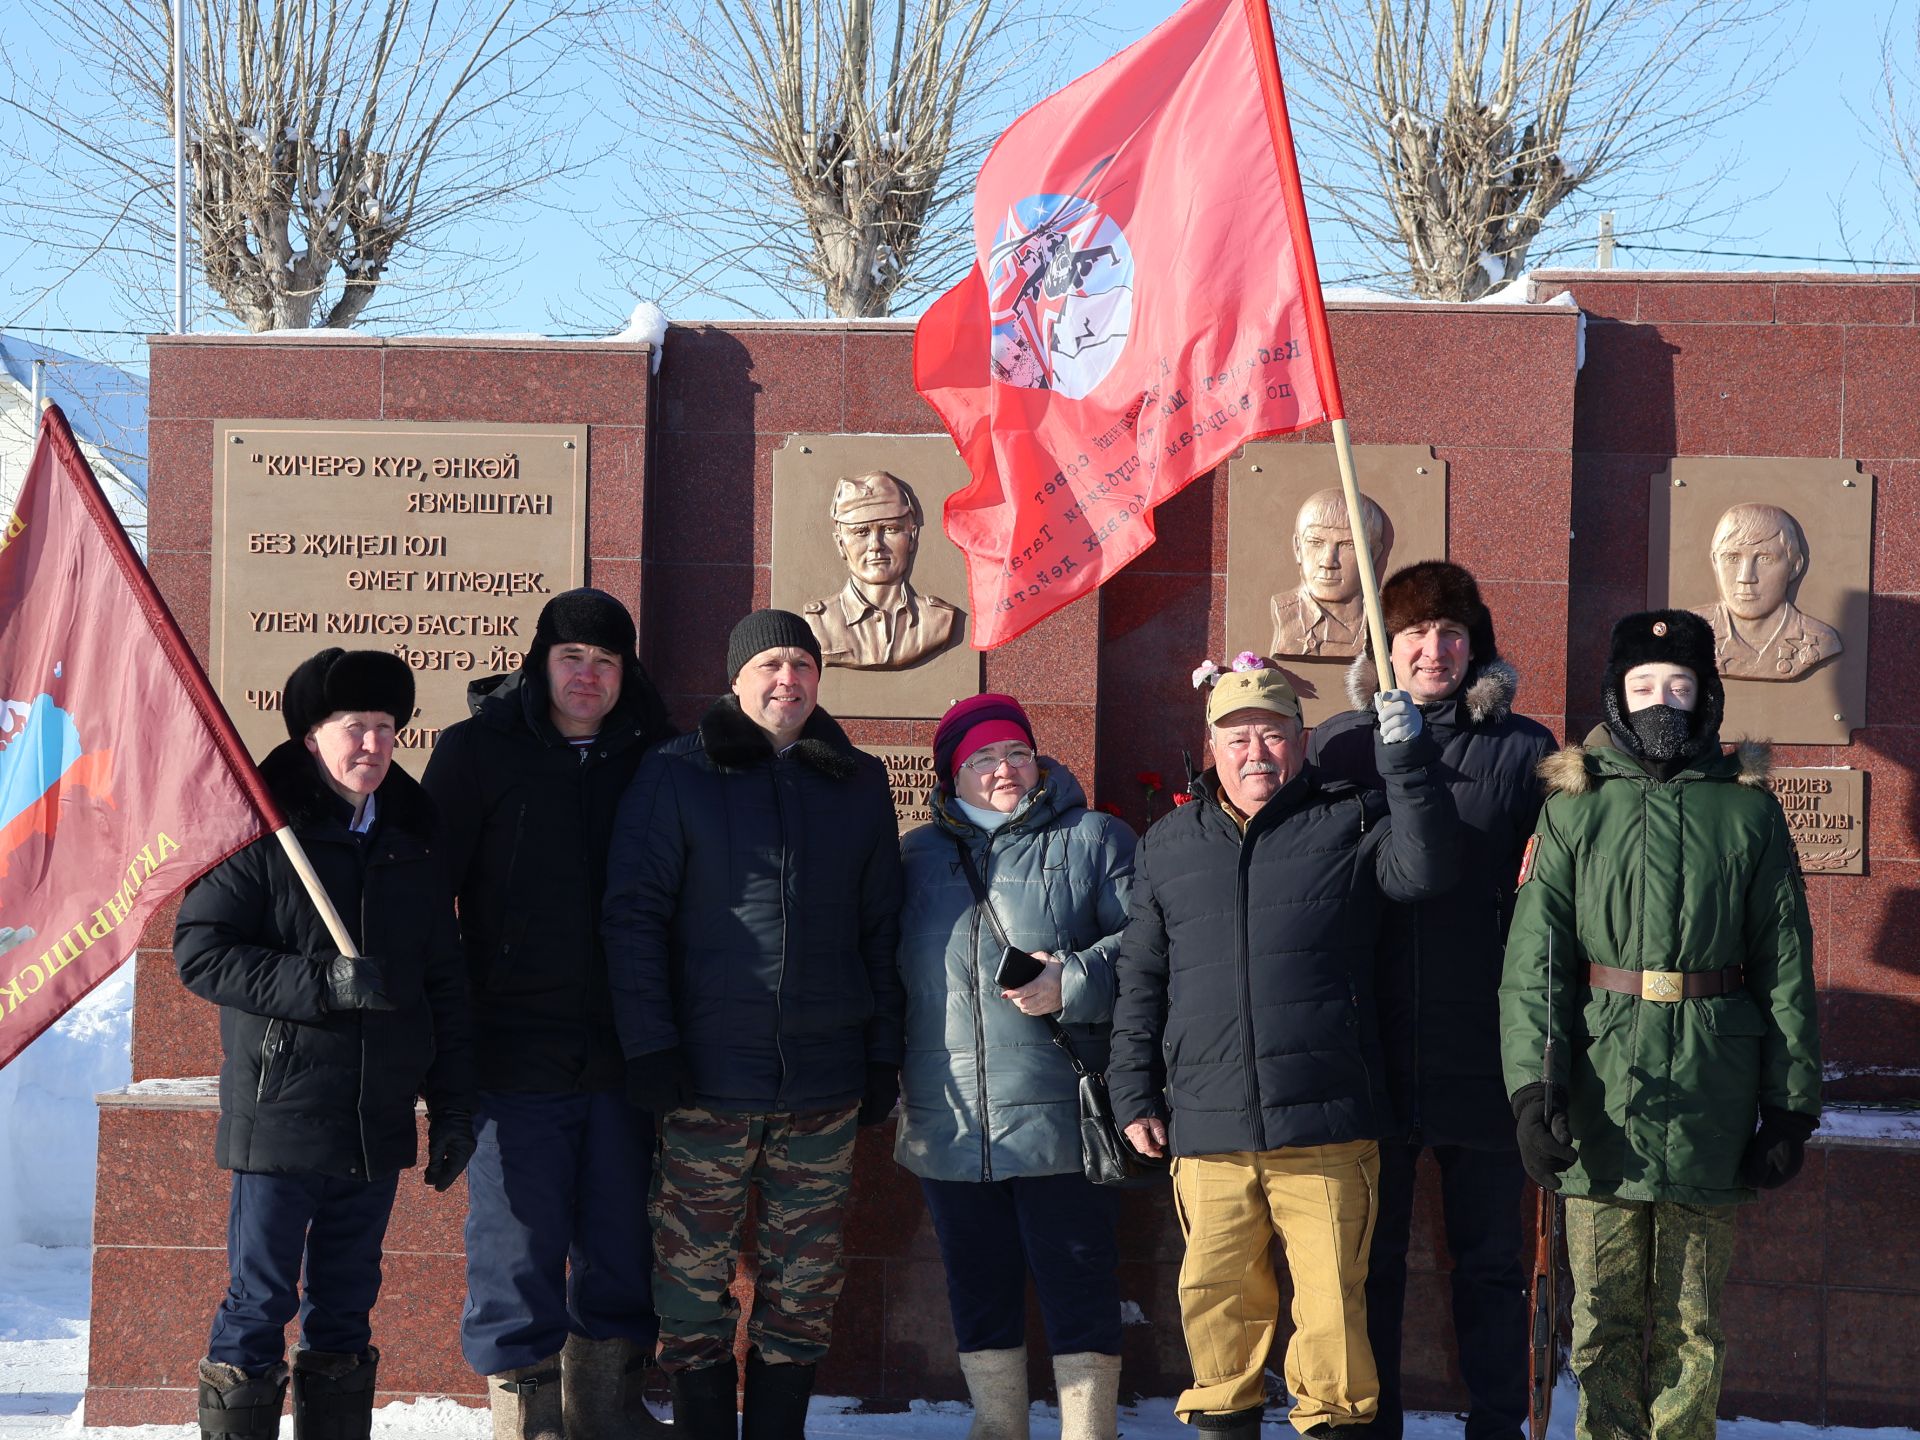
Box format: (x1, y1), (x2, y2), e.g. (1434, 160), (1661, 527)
(0, 405), (281, 1069)
(915, 0), (1345, 648)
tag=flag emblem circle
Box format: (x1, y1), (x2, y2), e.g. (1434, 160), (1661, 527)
(986, 190), (1135, 399)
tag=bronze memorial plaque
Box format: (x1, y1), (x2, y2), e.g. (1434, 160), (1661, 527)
(862, 746), (938, 832)
(1648, 457), (1873, 745)
(211, 419), (588, 758)
(1767, 767), (1866, 876)
(1226, 444), (1448, 726)
(771, 434), (982, 720)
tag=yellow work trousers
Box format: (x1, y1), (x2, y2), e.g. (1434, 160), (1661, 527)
(1171, 1141), (1381, 1432)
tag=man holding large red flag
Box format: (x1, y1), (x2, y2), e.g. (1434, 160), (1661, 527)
(916, 0), (1345, 649)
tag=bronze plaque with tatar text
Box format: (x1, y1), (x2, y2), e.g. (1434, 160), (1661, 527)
(1767, 767), (1866, 876)
(862, 746), (938, 832)
(210, 420), (587, 758)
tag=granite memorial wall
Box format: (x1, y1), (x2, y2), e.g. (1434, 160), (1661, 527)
(89, 279), (1920, 1424)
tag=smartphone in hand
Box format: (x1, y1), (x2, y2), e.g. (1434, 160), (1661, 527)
(993, 946), (1047, 990)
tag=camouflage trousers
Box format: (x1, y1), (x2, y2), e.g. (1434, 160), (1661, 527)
(1565, 1195), (1739, 1440)
(650, 1104), (858, 1372)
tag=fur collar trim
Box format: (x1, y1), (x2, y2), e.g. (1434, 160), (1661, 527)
(1344, 653), (1518, 725)
(1539, 733), (1771, 796)
(258, 739), (437, 837)
(699, 696), (860, 780)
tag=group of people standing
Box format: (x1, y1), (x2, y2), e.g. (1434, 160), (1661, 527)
(173, 560), (1820, 1440)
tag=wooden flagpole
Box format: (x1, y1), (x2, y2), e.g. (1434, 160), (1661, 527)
(1241, 0), (1395, 691)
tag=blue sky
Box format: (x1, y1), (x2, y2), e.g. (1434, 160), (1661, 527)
(1, 0), (1913, 373)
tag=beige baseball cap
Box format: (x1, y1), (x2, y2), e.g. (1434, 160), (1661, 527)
(1205, 666), (1300, 725)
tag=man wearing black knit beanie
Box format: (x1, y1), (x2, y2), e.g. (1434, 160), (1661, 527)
(424, 587), (676, 1438)
(603, 609), (904, 1440)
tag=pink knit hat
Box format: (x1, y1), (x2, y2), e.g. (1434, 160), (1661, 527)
(932, 693), (1036, 792)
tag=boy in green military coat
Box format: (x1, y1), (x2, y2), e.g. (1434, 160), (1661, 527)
(1499, 609), (1820, 1440)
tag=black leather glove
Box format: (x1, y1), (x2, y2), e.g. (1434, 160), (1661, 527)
(423, 1109), (476, 1192)
(857, 1064), (900, 1128)
(1512, 1082), (1578, 1191)
(1740, 1105), (1817, 1190)
(625, 1049), (692, 1114)
(324, 955), (394, 1012)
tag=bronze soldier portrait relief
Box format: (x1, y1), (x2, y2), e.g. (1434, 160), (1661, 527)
(803, 470), (964, 671)
(1269, 487), (1396, 659)
(1691, 502), (1841, 681)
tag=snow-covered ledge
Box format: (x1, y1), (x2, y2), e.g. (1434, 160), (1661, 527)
(1807, 1104), (1920, 1151)
(96, 1077), (219, 1109)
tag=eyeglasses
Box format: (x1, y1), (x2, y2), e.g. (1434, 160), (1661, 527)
(958, 747), (1036, 774)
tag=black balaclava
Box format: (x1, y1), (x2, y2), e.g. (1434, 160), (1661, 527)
(1601, 609), (1724, 776)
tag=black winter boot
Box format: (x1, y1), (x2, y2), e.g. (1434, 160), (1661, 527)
(672, 1357), (741, 1440)
(197, 1357), (289, 1439)
(290, 1346), (379, 1440)
(1192, 1406), (1264, 1440)
(741, 1347), (815, 1440)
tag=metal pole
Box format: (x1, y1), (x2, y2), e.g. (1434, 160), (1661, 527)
(1597, 212), (1615, 270)
(172, 0), (187, 333)
(29, 359), (45, 418)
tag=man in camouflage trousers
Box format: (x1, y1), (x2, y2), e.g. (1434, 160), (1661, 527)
(603, 611), (905, 1440)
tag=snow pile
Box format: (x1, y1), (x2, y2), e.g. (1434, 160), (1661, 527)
(0, 967), (132, 1249)
(612, 301), (670, 372)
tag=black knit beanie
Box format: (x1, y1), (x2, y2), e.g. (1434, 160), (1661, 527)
(727, 609), (822, 681)
(283, 648), (416, 738)
(526, 588), (637, 672)
(1601, 609), (1724, 763)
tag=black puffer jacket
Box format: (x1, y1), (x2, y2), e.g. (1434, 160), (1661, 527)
(1308, 658), (1554, 1148)
(1107, 731), (1458, 1158)
(422, 667), (674, 1093)
(174, 742), (474, 1178)
(602, 697), (905, 1112)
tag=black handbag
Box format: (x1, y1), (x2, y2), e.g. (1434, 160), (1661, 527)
(952, 840), (1169, 1187)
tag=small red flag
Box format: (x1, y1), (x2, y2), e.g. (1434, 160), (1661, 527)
(0, 405), (279, 1069)
(916, 0), (1344, 648)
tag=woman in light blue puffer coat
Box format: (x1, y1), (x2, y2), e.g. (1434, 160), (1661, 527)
(895, 693), (1136, 1440)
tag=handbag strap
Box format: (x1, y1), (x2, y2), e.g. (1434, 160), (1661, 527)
(950, 838), (1089, 1077)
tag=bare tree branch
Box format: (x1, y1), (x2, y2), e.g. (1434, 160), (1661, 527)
(1274, 0), (1795, 300)
(0, 0), (603, 332)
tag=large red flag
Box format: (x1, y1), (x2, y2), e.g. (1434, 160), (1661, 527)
(0, 405), (280, 1069)
(915, 0), (1344, 648)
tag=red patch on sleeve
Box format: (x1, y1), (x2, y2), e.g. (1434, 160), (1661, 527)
(1517, 834), (1540, 887)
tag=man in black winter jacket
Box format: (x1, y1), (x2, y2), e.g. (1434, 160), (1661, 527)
(422, 588), (675, 1438)
(1308, 563), (1553, 1440)
(175, 648), (475, 1440)
(603, 609), (904, 1440)
(1110, 657), (1457, 1440)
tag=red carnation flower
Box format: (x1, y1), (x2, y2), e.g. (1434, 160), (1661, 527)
(1172, 791), (1194, 806)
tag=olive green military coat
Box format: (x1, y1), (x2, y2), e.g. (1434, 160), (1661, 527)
(1499, 728), (1820, 1205)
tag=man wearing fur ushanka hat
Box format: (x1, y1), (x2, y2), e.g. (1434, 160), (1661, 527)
(174, 648), (474, 1440)
(1308, 561), (1554, 1440)
(1499, 609), (1819, 1440)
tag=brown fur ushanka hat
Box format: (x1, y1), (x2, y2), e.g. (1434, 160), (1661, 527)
(1380, 561), (1496, 666)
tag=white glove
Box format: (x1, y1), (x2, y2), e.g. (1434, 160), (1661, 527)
(1373, 688), (1422, 745)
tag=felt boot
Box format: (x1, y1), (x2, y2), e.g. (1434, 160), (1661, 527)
(1053, 1352), (1121, 1440)
(562, 1332), (671, 1438)
(957, 1346), (1030, 1440)
(488, 1358), (564, 1440)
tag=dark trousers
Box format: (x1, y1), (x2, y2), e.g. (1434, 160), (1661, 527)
(1366, 1141), (1528, 1440)
(207, 1168), (401, 1374)
(920, 1172), (1123, 1356)
(461, 1089), (659, 1374)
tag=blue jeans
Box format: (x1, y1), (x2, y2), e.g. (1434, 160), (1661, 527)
(461, 1089), (658, 1374)
(920, 1172), (1122, 1355)
(207, 1169), (401, 1373)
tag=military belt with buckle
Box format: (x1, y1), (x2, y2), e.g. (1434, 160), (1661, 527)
(1586, 962), (1743, 1002)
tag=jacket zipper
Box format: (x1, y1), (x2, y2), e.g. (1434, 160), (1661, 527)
(497, 802), (529, 974)
(973, 834), (998, 1181)
(1236, 824), (1260, 1150)
(1349, 797), (1382, 1134)
(255, 1019), (283, 1101)
(356, 851), (374, 1179)
(772, 759), (791, 1107)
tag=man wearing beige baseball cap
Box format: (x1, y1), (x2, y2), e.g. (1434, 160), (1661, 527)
(1109, 654), (1459, 1440)
(802, 469), (963, 670)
